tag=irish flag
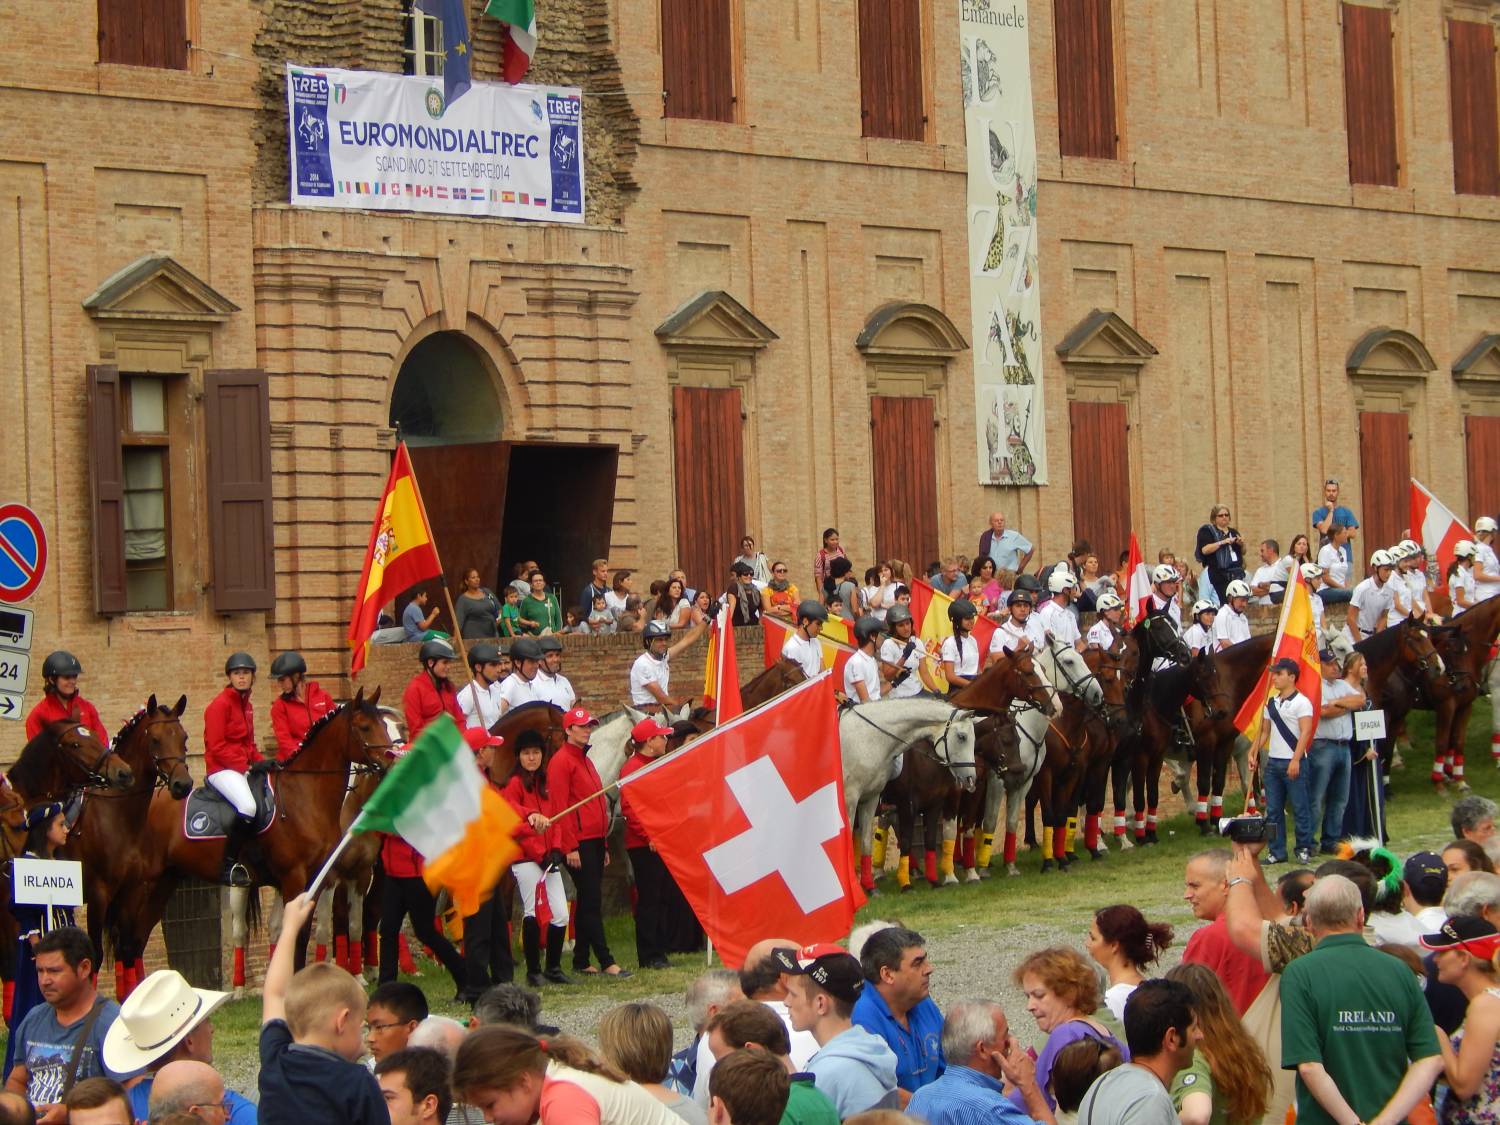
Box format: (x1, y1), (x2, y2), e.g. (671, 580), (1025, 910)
(485, 0), (535, 83)
(353, 715), (520, 917)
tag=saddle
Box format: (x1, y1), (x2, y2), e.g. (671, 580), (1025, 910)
(182, 773), (277, 840)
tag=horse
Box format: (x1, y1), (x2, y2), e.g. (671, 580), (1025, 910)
(1355, 616), (1447, 788)
(66, 696), (194, 998)
(952, 714), (1021, 880)
(1109, 615), (1191, 845)
(1066, 640), (1131, 860)
(7, 719), (135, 802)
(1420, 596), (1500, 786)
(1184, 633), (1273, 833)
(837, 697), (978, 892)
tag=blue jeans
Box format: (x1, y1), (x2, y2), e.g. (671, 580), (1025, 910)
(1307, 738), (1352, 850)
(1319, 587), (1353, 605)
(1263, 756), (1315, 859)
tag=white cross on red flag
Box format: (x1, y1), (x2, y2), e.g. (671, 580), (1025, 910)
(616, 672), (865, 968)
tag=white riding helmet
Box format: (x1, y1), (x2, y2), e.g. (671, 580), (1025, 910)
(1400, 539), (1422, 556)
(1191, 599), (1217, 617)
(1455, 540), (1478, 559)
(1151, 564), (1179, 584)
(1225, 579), (1251, 599)
(1300, 562), (1324, 581)
(1386, 543), (1409, 561)
(1096, 592), (1125, 611)
(1047, 569), (1078, 594)
(1370, 549), (1395, 568)
(1476, 516), (1498, 534)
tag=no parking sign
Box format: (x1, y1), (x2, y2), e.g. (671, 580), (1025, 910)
(0, 503), (47, 604)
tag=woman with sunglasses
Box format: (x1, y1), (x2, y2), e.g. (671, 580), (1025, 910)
(1423, 917), (1500, 1125)
(1195, 504), (1246, 603)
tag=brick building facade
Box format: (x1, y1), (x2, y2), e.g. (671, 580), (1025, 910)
(3, 0), (1500, 762)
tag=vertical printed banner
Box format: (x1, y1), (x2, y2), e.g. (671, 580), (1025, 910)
(960, 1), (1047, 486)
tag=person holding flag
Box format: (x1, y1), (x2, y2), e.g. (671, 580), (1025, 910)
(1249, 657), (1317, 865)
(501, 729), (571, 987)
(402, 638), (463, 739)
(880, 606), (940, 697)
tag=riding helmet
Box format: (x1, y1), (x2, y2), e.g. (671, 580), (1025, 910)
(1455, 540), (1477, 560)
(468, 641), (502, 668)
(1096, 592), (1125, 612)
(418, 638), (455, 664)
(854, 615), (885, 645)
(1300, 563), (1324, 582)
(947, 598), (979, 624)
(509, 636), (544, 662)
(1151, 564), (1179, 585)
(1225, 579), (1252, 600)
(1007, 589), (1035, 607)
(1477, 517), (1498, 534)
(537, 635), (564, 653)
(270, 651), (307, 678)
(1370, 549), (1396, 569)
(1047, 569), (1078, 594)
(224, 652), (257, 675)
(1013, 574), (1043, 595)
(885, 604), (914, 627)
(1191, 599), (1217, 618)
(41, 651), (82, 678)
(796, 599), (829, 623)
(642, 620), (672, 648)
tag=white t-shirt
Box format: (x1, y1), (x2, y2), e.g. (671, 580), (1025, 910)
(1086, 620), (1117, 649)
(533, 670), (576, 710)
(1450, 566), (1476, 610)
(1214, 606), (1252, 648)
(1035, 599), (1081, 647)
(1251, 559), (1290, 605)
(1350, 576), (1396, 637)
(459, 678), (504, 730)
(604, 589), (630, 618)
(1182, 622), (1212, 654)
(1310, 588), (1324, 634)
(844, 649), (882, 701)
(992, 616), (1047, 653)
(1318, 543), (1350, 588)
(1475, 542), (1500, 601)
(941, 634), (981, 678)
(1264, 690), (1314, 759)
(880, 635), (928, 698)
(1369, 906), (1448, 951)
(497, 672), (539, 713)
(1404, 570), (1429, 614)
(629, 651), (671, 706)
(1103, 981), (1137, 1023)
(781, 632), (823, 678)
(1316, 676), (1359, 740)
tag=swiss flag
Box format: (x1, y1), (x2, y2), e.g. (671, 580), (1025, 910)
(617, 673), (864, 967)
(1411, 478), (1472, 578)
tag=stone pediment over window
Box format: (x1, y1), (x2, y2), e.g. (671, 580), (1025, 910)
(1454, 334), (1500, 386)
(855, 302), (968, 360)
(1346, 327), (1436, 379)
(1054, 309), (1158, 373)
(83, 254), (240, 324)
(655, 290), (778, 354)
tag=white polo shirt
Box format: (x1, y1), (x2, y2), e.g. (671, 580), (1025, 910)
(534, 670), (576, 711)
(1035, 600), (1081, 647)
(1086, 620), (1117, 650)
(1309, 589), (1324, 634)
(941, 633), (981, 678)
(1475, 542), (1500, 601)
(1316, 677), (1359, 740)
(1182, 622), (1212, 654)
(497, 672), (540, 713)
(843, 649), (882, 701)
(880, 635), (929, 698)
(1213, 606), (1252, 648)
(1450, 566), (1476, 610)
(1404, 570), (1429, 614)
(629, 651), (671, 706)
(1350, 576), (1396, 637)
(1318, 543), (1350, 588)
(781, 632), (823, 678)
(992, 615), (1047, 653)
(1251, 558), (1290, 605)
(1389, 575), (1414, 618)
(459, 679), (504, 730)
(1265, 690), (1314, 759)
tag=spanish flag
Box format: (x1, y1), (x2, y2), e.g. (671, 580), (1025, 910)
(347, 443), (444, 675)
(909, 580), (997, 694)
(1232, 566), (1323, 745)
(702, 604), (743, 723)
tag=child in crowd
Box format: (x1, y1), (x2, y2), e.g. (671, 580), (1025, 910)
(967, 577), (991, 614)
(562, 609), (589, 635)
(588, 594), (618, 635)
(260, 894), (386, 1123)
(619, 595), (645, 632)
(499, 588), (521, 638)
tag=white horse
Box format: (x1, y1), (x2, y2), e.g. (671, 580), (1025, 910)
(838, 696), (978, 892)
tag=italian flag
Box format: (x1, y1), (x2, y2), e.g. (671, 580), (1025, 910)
(485, 0), (536, 84)
(353, 715), (520, 917)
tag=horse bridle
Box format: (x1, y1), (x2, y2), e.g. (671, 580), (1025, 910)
(840, 703), (975, 777)
(1045, 639), (1116, 728)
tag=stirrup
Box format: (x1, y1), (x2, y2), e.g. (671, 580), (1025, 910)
(222, 861), (253, 888)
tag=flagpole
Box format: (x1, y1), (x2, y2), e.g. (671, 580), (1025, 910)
(306, 829), (357, 900)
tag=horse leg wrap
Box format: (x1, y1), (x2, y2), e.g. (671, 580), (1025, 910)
(1453, 752), (1466, 781)
(896, 855), (911, 888)
(940, 838), (956, 879)
(961, 835), (976, 869)
(976, 834), (994, 868)
(315, 943), (328, 963)
(233, 947), (246, 988)
(1210, 796), (1224, 819)
(1064, 816), (1079, 855)
(871, 826), (887, 869)
(133, 959), (145, 993)
(349, 938), (363, 975)
(1491, 733), (1500, 761)
(1432, 756), (1448, 784)
(334, 935), (349, 970)
(860, 853), (875, 890)
(398, 934), (417, 975)
(114, 961), (126, 1001)
(1113, 809), (1127, 838)
(1003, 831), (1018, 865)
(1040, 826), (1054, 860)
(1084, 814), (1100, 851)
(924, 851), (939, 885)
(1134, 812), (1146, 840)
(1195, 798), (1208, 822)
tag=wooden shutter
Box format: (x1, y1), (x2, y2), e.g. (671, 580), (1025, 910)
(86, 365), (128, 615)
(1466, 416), (1500, 523)
(660, 0), (734, 122)
(204, 370), (276, 613)
(870, 396), (940, 571)
(1053, 0), (1117, 159)
(1449, 19), (1500, 197)
(1342, 3), (1399, 186)
(1068, 402), (1130, 568)
(672, 387), (746, 592)
(98, 0), (188, 69)
(1357, 411), (1410, 556)
(859, 0), (925, 141)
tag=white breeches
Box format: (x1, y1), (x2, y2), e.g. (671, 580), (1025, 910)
(512, 861), (568, 923)
(207, 770), (256, 817)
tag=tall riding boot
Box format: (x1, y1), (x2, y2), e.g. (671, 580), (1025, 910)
(523, 918), (543, 987)
(543, 924), (571, 984)
(221, 818), (253, 888)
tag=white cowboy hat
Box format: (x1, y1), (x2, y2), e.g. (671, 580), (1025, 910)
(102, 969), (229, 1073)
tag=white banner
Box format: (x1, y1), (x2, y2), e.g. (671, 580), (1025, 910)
(286, 65), (585, 223)
(960, 2), (1047, 485)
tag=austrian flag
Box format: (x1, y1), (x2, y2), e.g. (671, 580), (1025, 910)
(617, 673), (864, 968)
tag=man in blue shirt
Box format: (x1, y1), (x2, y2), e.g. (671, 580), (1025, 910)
(908, 999), (1051, 1125)
(852, 926), (945, 1093)
(401, 590), (441, 641)
(1311, 479), (1359, 563)
(979, 512), (1034, 574)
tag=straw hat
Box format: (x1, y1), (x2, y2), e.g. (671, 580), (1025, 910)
(102, 969), (228, 1073)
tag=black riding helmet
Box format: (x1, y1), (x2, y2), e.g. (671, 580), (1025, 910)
(1013, 574), (1043, 595)
(419, 638), (455, 665)
(537, 635), (564, 654)
(41, 651), (82, 679)
(885, 604), (914, 627)
(1007, 589), (1035, 608)
(224, 652), (257, 675)
(796, 599), (829, 624)
(468, 641), (502, 668)
(270, 651), (307, 678)
(947, 598), (978, 624)
(509, 637), (544, 662)
(854, 616), (884, 645)
(642, 620), (671, 649)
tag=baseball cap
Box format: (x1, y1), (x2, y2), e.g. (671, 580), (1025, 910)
(631, 718), (674, 743)
(771, 943), (864, 1005)
(1420, 916), (1500, 959)
(562, 707), (599, 730)
(1271, 658), (1300, 676)
(462, 728), (505, 753)
(1318, 648), (1337, 664)
(1402, 851), (1449, 904)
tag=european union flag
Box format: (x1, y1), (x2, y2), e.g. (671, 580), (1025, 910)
(414, 0), (472, 107)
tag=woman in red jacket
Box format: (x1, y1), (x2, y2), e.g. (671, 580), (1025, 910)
(619, 718), (677, 971)
(268, 650), (337, 760)
(502, 729), (572, 987)
(203, 652), (263, 887)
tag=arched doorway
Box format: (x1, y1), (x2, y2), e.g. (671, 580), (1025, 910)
(389, 331), (504, 445)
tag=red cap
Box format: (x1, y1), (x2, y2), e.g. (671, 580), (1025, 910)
(462, 728), (504, 752)
(562, 707), (598, 730)
(631, 718), (674, 743)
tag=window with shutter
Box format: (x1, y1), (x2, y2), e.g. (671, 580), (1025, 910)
(204, 370), (276, 614)
(870, 396), (940, 569)
(86, 366), (128, 615)
(97, 0), (188, 70)
(859, 0), (925, 141)
(1448, 19), (1500, 197)
(661, 0), (735, 122)
(1053, 0), (1118, 159)
(1342, 3), (1399, 186)
(1358, 411), (1410, 554)
(1466, 417), (1500, 522)
(1068, 402), (1130, 568)
(672, 386), (746, 589)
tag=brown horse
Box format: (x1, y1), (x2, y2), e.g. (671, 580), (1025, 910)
(1110, 615), (1193, 844)
(1185, 633), (1274, 832)
(1423, 596), (1500, 786)
(1067, 642), (1131, 860)
(1355, 616), (1447, 787)
(67, 696), (194, 998)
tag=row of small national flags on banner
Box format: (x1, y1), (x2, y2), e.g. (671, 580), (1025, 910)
(336, 182), (547, 205)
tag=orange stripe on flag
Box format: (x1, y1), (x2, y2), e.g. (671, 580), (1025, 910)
(1233, 566), (1323, 744)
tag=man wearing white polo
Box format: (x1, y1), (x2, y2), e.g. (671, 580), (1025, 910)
(1213, 580), (1253, 650)
(1036, 571), (1083, 652)
(1347, 550), (1398, 641)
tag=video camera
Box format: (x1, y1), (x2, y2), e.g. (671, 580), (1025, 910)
(1217, 815), (1268, 844)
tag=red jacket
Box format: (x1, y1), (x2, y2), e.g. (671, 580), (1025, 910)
(502, 772), (563, 864)
(545, 741), (608, 851)
(381, 834), (425, 879)
(618, 752), (655, 850)
(270, 681), (337, 760)
(402, 672), (462, 741)
(203, 685), (261, 774)
(25, 691), (107, 744)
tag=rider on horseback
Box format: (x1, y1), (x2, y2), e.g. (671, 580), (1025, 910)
(782, 600), (827, 678)
(24, 651), (107, 743)
(845, 616), (884, 702)
(1038, 570), (1084, 652)
(1347, 549), (1399, 641)
(1145, 564), (1182, 630)
(459, 642), (506, 730)
(403, 638), (463, 738)
(880, 604), (939, 697)
(499, 637), (543, 715)
(269, 651), (336, 760)
(1473, 517), (1500, 602)
(1087, 592), (1126, 650)
(991, 588), (1046, 658)
(1213, 580), (1253, 650)
(629, 619), (702, 713)
(941, 599), (981, 690)
(204, 652), (262, 887)
(534, 635), (577, 711)
(1182, 600), (1218, 655)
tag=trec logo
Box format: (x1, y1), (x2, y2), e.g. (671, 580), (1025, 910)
(425, 88), (445, 119)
